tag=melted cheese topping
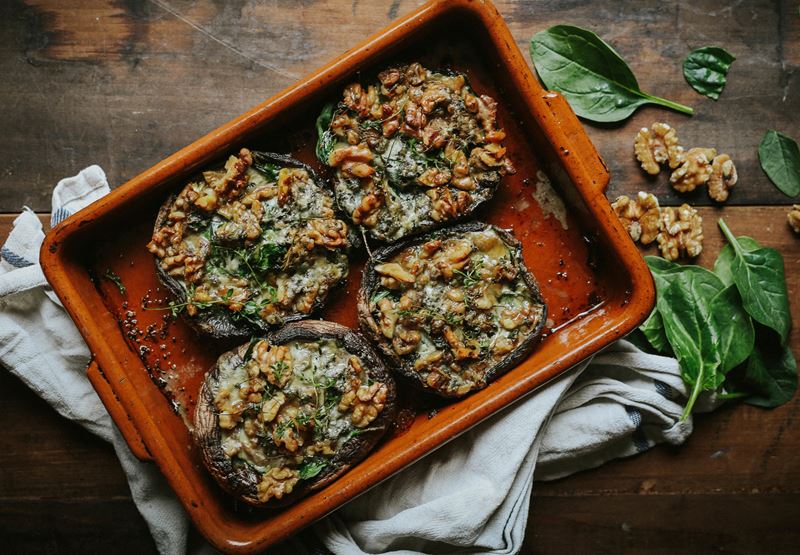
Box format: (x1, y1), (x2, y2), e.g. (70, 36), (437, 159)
(213, 338), (388, 503)
(319, 63), (514, 242)
(369, 227), (545, 396)
(147, 149), (351, 328)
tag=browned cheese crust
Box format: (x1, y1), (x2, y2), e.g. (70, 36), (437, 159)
(147, 150), (354, 339)
(359, 222), (546, 397)
(193, 320), (396, 508)
(317, 63), (515, 242)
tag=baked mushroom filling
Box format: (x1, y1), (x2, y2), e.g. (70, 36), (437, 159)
(147, 149), (351, 327)
(368, 227), (545, 396)
(213, 338), (388, 503)
(317, 62), (514, 242)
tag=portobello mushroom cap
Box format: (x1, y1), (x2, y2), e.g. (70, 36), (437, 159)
(148, 150), (355, 340)
(358, 221), (547, 398)
(194, 320), (396, 508)
(316, 62), (515, 243)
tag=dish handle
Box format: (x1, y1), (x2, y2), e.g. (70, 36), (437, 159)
(541, 91), (610, 193)
(87, 359), (153, 462)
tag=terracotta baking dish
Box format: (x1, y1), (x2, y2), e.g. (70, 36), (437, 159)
(40, 0), (654, 552)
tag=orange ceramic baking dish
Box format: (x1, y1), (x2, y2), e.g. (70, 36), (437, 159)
(40, 0), (655, 552)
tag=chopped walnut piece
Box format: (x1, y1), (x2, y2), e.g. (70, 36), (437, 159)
(283, 218), (350, 268)
(432, 239), (473, 279)
(376, 297), (398, 338)
(328, 143), (374, 167)
(442, 325), (479, 361)
(426, 188), (472, 222)
(256, 467), (299, 502)
(708, 154), (738, 203)
(351, 192), (383, 227)
(375, 262), (416, 283)
(656, 204), (704, 260)
(611, 192), (662, 245)
(338, 381), (388, 428)
(392, 325), (422, 355)
(634, 123), (685, 175)
(272, 405), (305, 452)
(254, 342), (292, 388)
(789, 205), (800, 234)
(670, 147), (717, 193)
(305, 441), (335, 456)
(417, 167), (452, 187)
(259, 392), (286, 423)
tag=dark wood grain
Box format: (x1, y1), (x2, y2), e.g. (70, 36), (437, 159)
(0, 0), (797, 211)
(0, 0), (799, 553)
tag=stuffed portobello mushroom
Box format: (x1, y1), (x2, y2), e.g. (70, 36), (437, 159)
(316, 62), (515, 243)
(359, 222), (546, 398)
(147, 149), (355, 338)
(194, 320), (396, 507)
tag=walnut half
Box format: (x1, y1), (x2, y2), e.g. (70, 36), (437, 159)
(708, 154), (738, 203)
(611, 192), (661, 245)
(634, 123), (685, 175)
(256, 466), (299, 502)
(656, 204), (704, 260)
(338, 381), (388, 428)
(670, 148), (717, 193)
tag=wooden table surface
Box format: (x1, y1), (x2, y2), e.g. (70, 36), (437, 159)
(1, 1), (798, 553)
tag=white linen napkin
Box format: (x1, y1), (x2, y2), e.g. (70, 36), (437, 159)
(0, 167), (702, 555)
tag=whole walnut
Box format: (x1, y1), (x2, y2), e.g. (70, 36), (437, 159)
(634, 123), (685, 175)
(670, 147), (717, 193)
(611, 192), (661, 245)
(656, 204), (704, 260)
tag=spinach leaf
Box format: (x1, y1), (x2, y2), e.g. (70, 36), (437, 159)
(645, 255), (681, 274)
(709, 285), (754, 373)
(713, 236), (761, 286)
(682, 46), (735, 100)
(529, 25), (693, 122)
(253, 160), (282, 182)
(742, 341), (798, 408)
(657, 278), (722, 420)
(315, 103), (337, 164)
(298, 459), (328, 480)
(718, 219), (792, 344)
(758, 130), (800, 197)
(640, 309), (672, 355)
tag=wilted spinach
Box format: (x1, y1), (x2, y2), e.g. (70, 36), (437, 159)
(298, 458), (328, 480)
(682, 46), (736, 100)
(529, 25), (693, 122)
(758, 130), (800, 197)
(315, 103), (337, 164)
